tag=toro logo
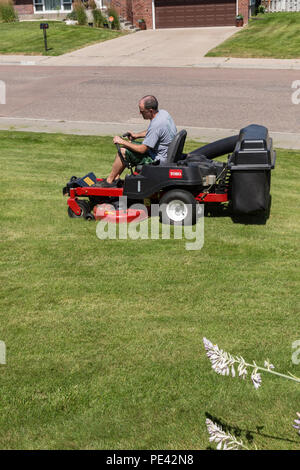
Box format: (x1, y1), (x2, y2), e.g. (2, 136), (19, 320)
(169, 169), (183, 179)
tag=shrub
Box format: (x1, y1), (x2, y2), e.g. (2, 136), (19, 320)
(73, 0), (87, 25)
(107, 7), (120, 30)
(92, 8), (105, 28)
(88, 0), (97, 9)
(256, 5), (266, 14)
(0, 0), (18, 23)
(66, 10), (77, 20)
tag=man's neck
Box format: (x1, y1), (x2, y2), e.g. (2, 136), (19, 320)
(150, 110), (159, 121)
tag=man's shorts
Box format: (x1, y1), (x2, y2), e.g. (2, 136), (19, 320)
(124, 141), (154, 166)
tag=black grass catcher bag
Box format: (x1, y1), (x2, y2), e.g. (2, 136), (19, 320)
(229, 124), (276, 215)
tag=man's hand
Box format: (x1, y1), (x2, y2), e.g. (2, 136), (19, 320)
(124, 130), (147, 141)
(113, 134), (148, 155)
(127, 132), (140, 141)
(113, 136), (125, 145)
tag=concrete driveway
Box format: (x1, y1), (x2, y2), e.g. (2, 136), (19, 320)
(46, 27), (237, 67)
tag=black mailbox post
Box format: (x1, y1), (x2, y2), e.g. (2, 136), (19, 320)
(40, 23), (49, 52)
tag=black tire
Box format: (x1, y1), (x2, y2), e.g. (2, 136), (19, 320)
(159, 189), (197, 226)
(85, 212), (95, 221)
(68, 200), (90, 219)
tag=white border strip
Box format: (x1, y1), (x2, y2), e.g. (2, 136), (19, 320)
(152, 0), (156, 30)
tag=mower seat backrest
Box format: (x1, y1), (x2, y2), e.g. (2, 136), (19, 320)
(167, 130), (187, 164)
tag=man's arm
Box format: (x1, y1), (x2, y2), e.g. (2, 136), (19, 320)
(128, 130), (147, 140)
(113, 135), (149, 154)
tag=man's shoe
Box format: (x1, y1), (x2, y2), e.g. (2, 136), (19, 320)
(95, 179), (119, 188)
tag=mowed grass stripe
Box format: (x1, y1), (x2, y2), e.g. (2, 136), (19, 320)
(0, 131), (299, 449)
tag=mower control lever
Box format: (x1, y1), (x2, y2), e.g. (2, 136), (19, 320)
(115, 140), (134, 175)
(115, 143), (127, 167)
(122, 132), (131, 139)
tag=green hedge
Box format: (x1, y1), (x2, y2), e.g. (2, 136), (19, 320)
(0, 1), (18, 23)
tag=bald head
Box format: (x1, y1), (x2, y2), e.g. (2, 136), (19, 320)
(139, 95), (159, 120)
(140, 95), (159, 112)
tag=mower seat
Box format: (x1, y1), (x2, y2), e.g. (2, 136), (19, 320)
(135, 130), (187, 172)
(166, 129), (187, 164)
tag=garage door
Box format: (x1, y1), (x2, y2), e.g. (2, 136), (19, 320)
(155, 0), (236, 29)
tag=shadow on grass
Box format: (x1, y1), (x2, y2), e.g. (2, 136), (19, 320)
(205, 412), (299, 449)
(204, 204), (270, 226)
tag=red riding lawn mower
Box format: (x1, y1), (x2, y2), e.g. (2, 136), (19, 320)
(63, 124), (276, 225)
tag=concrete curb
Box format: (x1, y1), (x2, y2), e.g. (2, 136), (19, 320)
(0, 117), (299, 149)
(0, 56), (50, 66)
(1, 55), (300, 70)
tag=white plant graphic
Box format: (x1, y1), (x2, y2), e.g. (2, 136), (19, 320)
(206, 418), (249, 450)
(203, 337), (300, 389)
(203, 337), (300, 450)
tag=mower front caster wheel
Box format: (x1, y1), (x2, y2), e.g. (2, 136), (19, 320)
(68, 200), (90, 219)
(159, 189), (198, 226)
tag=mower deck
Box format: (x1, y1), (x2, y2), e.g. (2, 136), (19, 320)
(66, 180), (228, 220)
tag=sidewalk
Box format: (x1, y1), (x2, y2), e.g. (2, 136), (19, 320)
(0, 116), (299, 149)
(1, 53), (300, 70)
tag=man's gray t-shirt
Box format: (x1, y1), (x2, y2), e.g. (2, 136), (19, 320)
(142, 109), (177, 162)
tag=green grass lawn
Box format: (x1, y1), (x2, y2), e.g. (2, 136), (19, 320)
(0, 131), (299, 450)
(0, 21), (125, 56)
(206, 12), (300, 58)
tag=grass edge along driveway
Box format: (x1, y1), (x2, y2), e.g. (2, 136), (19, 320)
(206, 12), (300, 59)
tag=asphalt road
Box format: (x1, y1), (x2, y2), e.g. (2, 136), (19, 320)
(0, 65), (298, 133)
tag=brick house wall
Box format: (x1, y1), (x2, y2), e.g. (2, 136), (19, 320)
(14, 0), (34, 15)
(110, 0), (153, 29)
(111, 0), (250, 28)
(108, 0), (134, 23)
(125, 0), (134, 24)
(238, 0), (249, 22)
(131, 0), (152, 28)
(14, 0), (248, 25)
(14, 0), (76, 16)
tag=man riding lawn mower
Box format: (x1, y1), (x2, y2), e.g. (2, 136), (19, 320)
(63, 93), (275, 225)
(63, 123), (276, 226)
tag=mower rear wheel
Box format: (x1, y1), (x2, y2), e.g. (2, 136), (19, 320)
(68, 200), (90, 219)
(159, 189), (197, 225)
